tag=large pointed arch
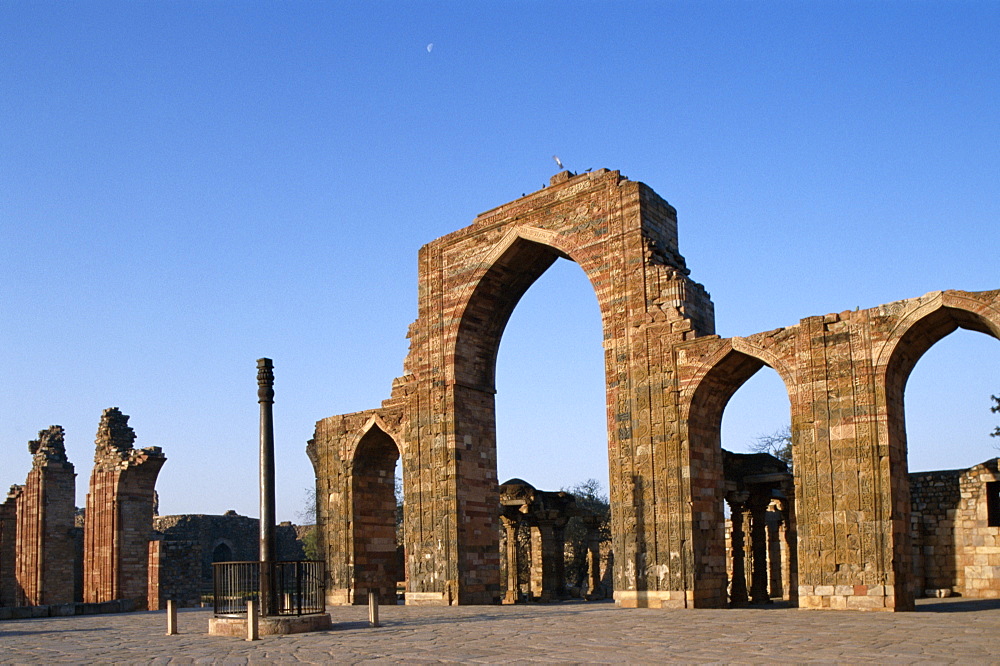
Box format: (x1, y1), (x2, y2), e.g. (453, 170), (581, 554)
(449, 226), (610, 391)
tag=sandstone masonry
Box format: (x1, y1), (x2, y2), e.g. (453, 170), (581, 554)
(83, 408), (165, 610)
(308, 169), (1000, 611)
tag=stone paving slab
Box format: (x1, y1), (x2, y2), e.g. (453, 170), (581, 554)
(2, 598), (999, 664)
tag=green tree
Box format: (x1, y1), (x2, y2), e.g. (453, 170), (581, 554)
(748, 425), (793, 471)
(562, 478), (611, 590)
(297, 486), (321, 560)
(992, 395), (1000, 439)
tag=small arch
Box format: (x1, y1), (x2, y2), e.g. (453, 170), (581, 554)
(348, 414), (403, 470)
(683, 341), (798, 608)
(211, 540), (233, 563)
(350, 422), (403, 605)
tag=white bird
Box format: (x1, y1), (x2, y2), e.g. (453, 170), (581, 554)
(553, 155), (563, 169)
(427, 43), (433, 53)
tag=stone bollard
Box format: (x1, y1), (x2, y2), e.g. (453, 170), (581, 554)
(368, 591), (380, 628)
(247, 599), (259, 641)
(166, 599), (178, 635)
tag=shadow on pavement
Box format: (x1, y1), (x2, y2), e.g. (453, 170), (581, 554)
(915, 597), (1000, 613)
(0, 626), (112, 637)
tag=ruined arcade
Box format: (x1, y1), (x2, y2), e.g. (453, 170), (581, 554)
(308, 169), (1000, 611)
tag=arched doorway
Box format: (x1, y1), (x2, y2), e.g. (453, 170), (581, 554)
(686, 345), (797, 608)
(350, 423), (403, 604)
(495, 257), (610, 602)
(882, 301), (1000, 603)
(211, 541), (233, 564)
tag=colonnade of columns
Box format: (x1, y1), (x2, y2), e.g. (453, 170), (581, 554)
(499, 479), (603, 603)
(726, 490), (795, 607)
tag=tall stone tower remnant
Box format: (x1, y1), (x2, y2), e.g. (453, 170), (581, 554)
(12, 426), (76, 606)
(83, 407), (166, 609)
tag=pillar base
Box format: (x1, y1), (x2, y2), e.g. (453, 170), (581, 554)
(209, 613), (332, 637)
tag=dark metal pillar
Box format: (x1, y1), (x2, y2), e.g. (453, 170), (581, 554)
(257, 358), (276, 616)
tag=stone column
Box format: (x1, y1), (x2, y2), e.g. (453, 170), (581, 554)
(582, 516), (602, 599)
(748, 491), (771, 605)
(500, 515), (521, 604)
(83, 408), (166, 609)
(16, 427), (76, 606)
(552, 517), (568, 600)
(779, 491), (798, 605)
(531, 512), (568, 602)
(727, 494), (748, 607)
(0, 488), (18, 607)
(767, 507), (783, 599)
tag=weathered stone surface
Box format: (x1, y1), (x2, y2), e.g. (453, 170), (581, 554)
(308, 169), (1000, 611)
(83, 408), (165, 610)
(14, 426), (76, 606)
(152, 511), (305, 599)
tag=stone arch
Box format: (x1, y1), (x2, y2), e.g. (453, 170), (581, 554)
(873, 291), (1000, 608)
(348, 420), (402, 604)
(210, 539), (234, 564)
(450, 228), (608, 392)
(682, 339), (798, 605)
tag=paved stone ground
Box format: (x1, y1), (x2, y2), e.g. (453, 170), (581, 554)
(2, 598), (999, 664)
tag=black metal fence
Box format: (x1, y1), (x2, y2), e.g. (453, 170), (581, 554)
(212, 561), (326, 617)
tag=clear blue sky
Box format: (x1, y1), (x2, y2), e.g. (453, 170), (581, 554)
(2, 2), (997, 523)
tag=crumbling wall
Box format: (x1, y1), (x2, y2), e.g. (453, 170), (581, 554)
(954, 459), (1000, 598)
(0, 489), (18, 606)
(147, 537), (202, 609)
(909, 469), (962, 594)
(14, 427), (76, 606)
(83, 408), (165, 609)
(153, 512), (306, 594)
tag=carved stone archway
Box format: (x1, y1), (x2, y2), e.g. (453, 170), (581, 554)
(308, 169), (999, 611)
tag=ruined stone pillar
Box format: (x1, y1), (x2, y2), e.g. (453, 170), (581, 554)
(83, 408), (166, 609)
(15, 427), (76, 606)
(530, 513), (568, 602)
(552, 518), (568, 600)
(529, 523), (542, 600)
(748, 491), (771, 605)
(767, 508), (783, 599)
(727, 495), (748, 607)
(0, 488), (18, 607)
(582, 517), (602, 599)
(500, 515), (520, 604)
(778, 493), (797, 604)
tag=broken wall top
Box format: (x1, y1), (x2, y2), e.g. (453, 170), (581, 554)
(93, 407), (165, 470)
(27, 425), (72, 470)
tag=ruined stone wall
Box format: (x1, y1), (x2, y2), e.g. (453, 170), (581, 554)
(83, 408), (165, 609)
(909, 469), (962, 594)
(14, 427), (76, 606)
(309, 169), (1000, 611)
(153, 512), (306, 592)
(954, 459), (1000, 598)
(675, 289), (1000, 610)
(307, 406), (404, 605)
(0, 490), (18, 607)
(147, 537), (202, 609)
